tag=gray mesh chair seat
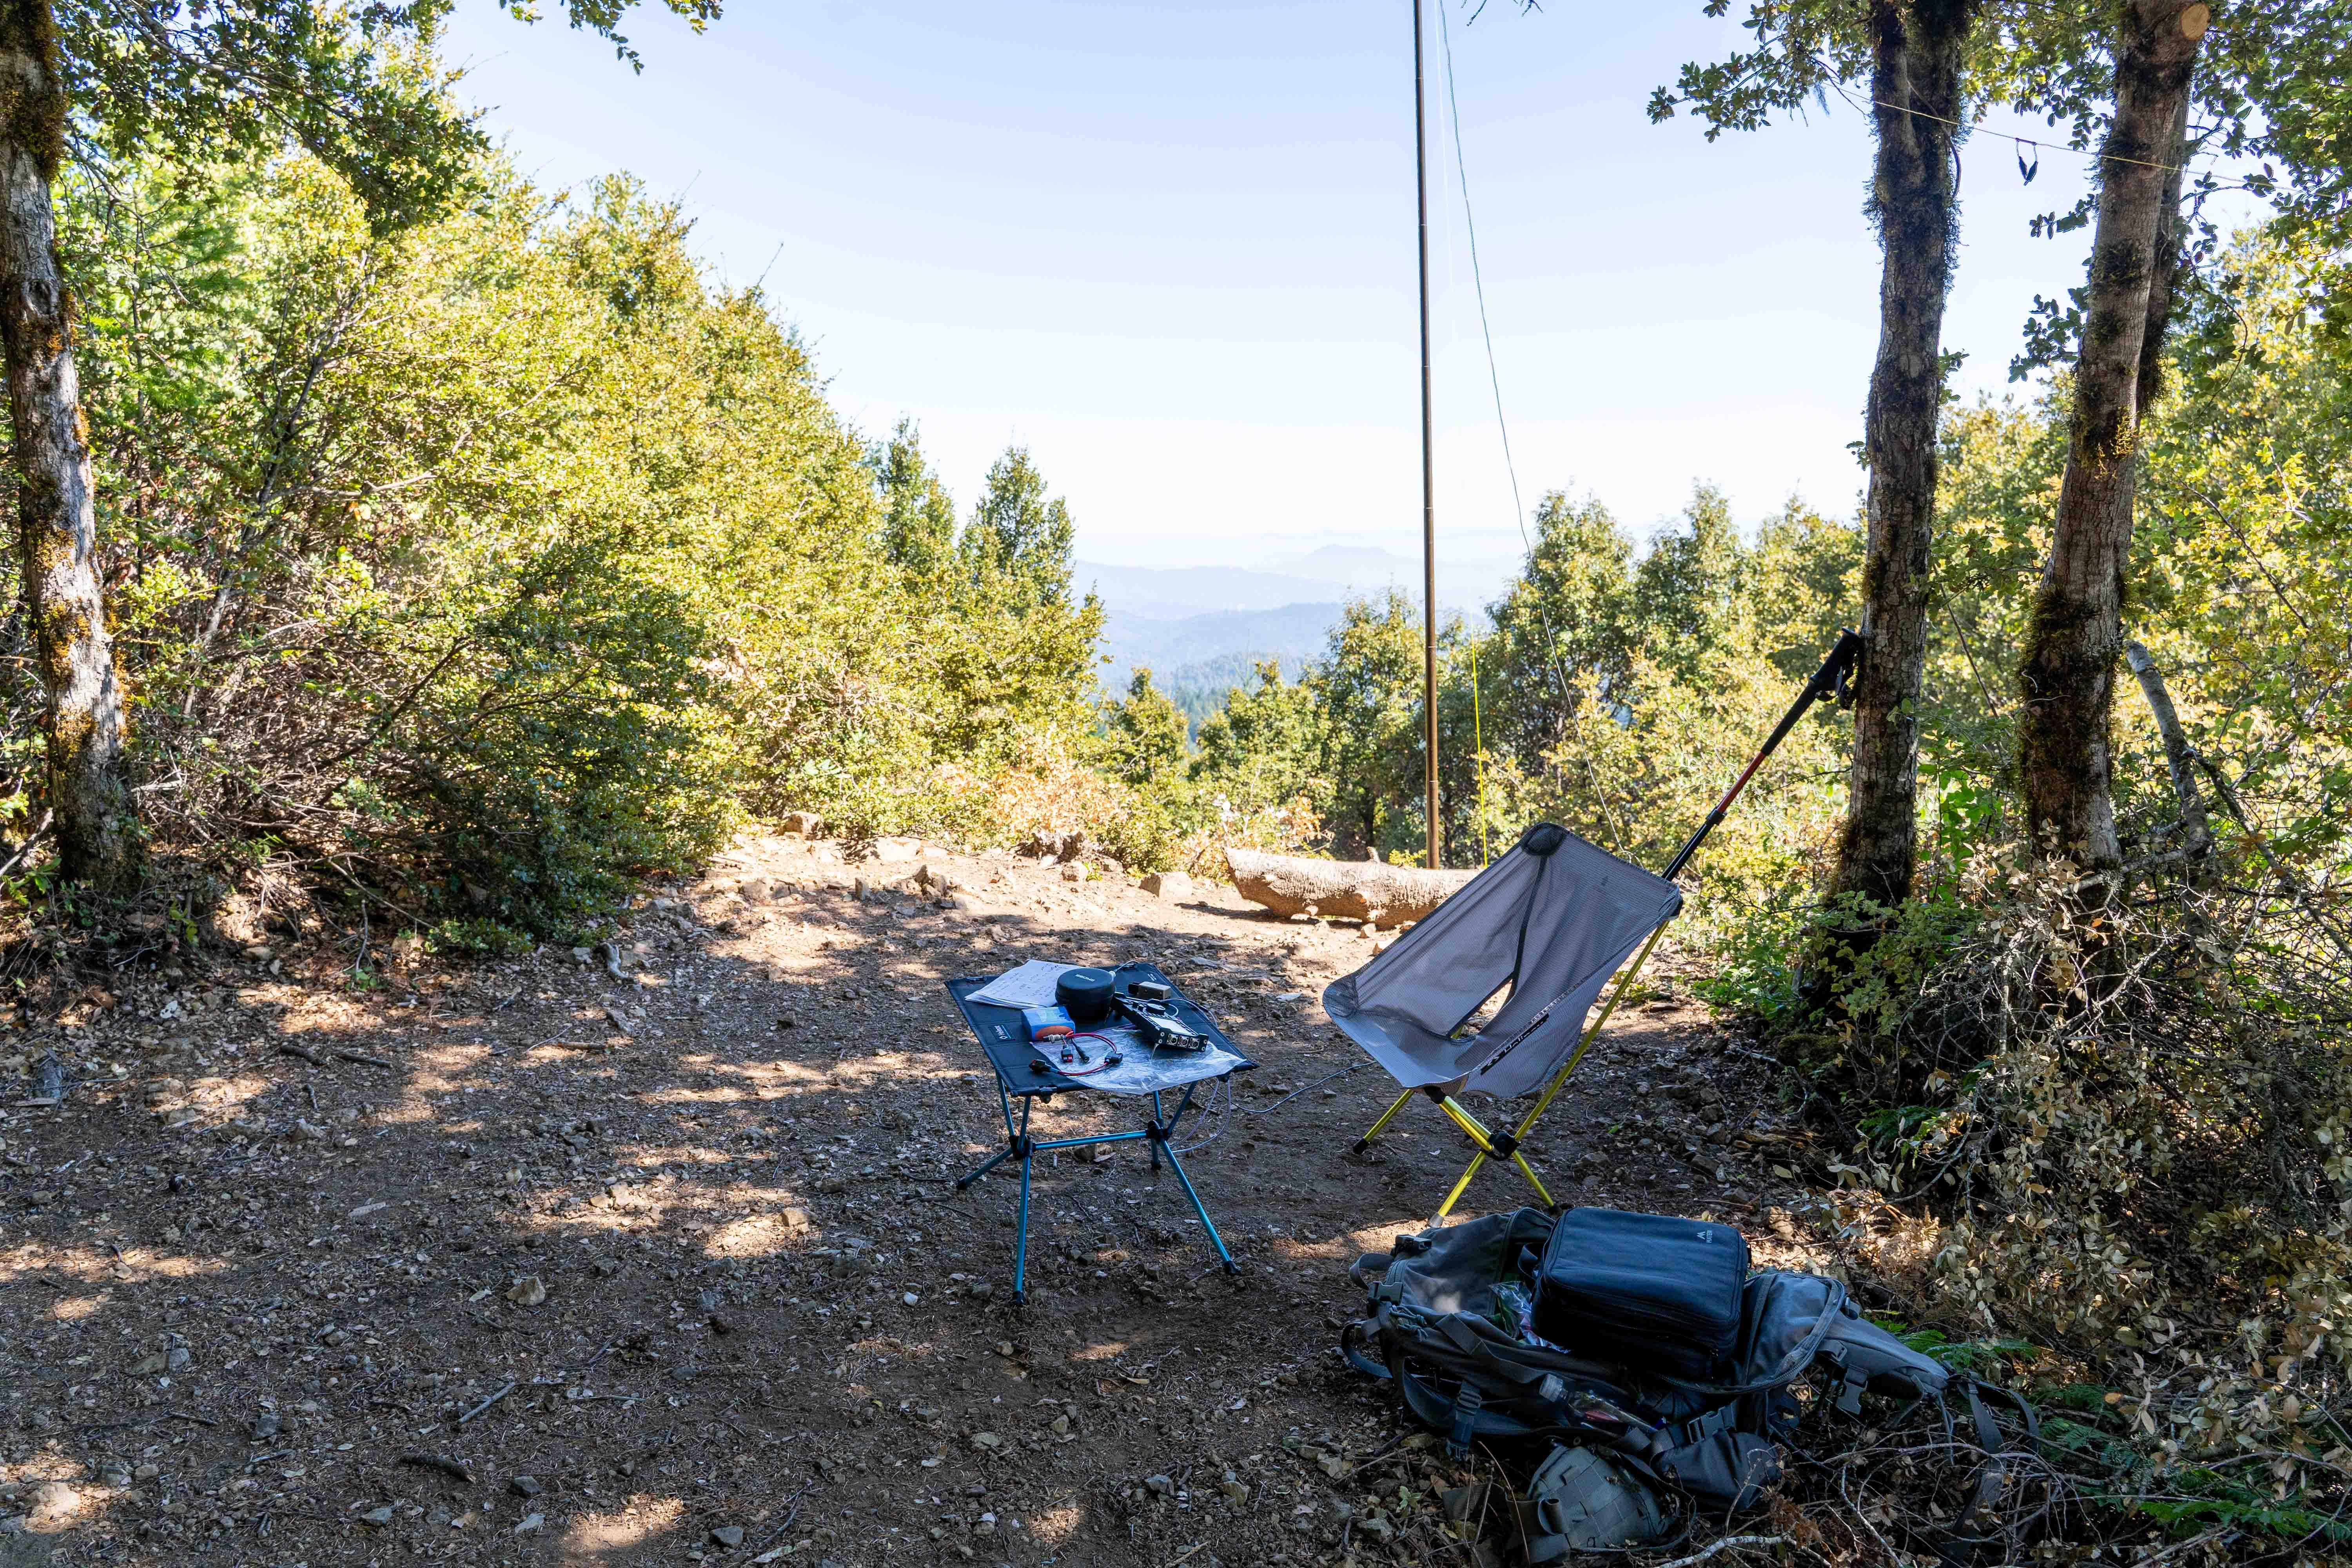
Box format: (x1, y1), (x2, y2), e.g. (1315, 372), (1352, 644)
(1326, 823), (1680, 1098)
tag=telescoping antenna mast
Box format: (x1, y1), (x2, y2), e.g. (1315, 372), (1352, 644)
(1412, 0), (1440, 869)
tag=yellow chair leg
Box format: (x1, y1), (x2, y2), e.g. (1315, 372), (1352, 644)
(1435, 1151), (1486, 1220)
(1432, 1096), (1554, 1215)
(1436, 1094), (1498, 1149)
(1350, 1088), (1417, 1156)
(1507, 1148), (1554, 1207)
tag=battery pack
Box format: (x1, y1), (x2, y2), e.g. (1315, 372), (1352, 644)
(1022, 1005), (1076, 1042)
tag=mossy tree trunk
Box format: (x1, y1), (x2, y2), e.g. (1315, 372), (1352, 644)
(2017, 0), (2206, 874)
(0, 0), (136, 889)
(1831, 0), (1974, 914)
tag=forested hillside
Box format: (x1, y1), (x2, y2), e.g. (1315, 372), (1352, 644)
(2, 154), (1112, 947)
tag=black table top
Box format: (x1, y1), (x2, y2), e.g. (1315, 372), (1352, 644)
(944, 961), (1256, 1098)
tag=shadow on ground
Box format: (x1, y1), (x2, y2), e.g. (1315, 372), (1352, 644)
(0, 838), (1806, 1566)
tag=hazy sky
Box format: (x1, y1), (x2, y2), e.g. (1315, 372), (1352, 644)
(437, 1), (2134, 576)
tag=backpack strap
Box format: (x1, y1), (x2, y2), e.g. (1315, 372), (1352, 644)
(1339, 1319), (1391, 1381)
(1937, 1377), (2042, 1565)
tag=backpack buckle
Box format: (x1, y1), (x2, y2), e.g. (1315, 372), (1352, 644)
(1446, 1385), (1485, 1459)
(1818, 1343), (1867, 1416)
(1679, 1404), (1736, 1445)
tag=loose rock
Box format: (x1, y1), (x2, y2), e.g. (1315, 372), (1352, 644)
(1141, 871), (1194, 900)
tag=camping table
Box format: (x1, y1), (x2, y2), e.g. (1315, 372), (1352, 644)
(945, 962), (1253, 1303)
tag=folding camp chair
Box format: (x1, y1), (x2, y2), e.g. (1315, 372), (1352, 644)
(1327, 630), (1863, 1220)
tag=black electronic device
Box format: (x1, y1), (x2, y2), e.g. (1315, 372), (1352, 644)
(1055, 967), (1116, 1026)
(1112, 990), (1208, 1051)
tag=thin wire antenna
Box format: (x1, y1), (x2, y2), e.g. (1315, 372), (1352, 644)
(1435, 0), (1624, 852)
(752, 240), (787, 293)
(1820, 73), (2191, 174)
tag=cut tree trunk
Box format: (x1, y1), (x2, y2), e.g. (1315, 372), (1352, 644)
(0, 0), (137, 888)
(1831, 0), (1975, 913)
(1223, 847), (1472, 929)
(2017, 0), (2206, 874)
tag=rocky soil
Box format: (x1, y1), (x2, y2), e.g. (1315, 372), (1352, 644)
(0, 832), (1833, 1568)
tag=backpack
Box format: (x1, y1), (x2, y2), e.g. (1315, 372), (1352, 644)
(1341, 1208), (2040, 1561)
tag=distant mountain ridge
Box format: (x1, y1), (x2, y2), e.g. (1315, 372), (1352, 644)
(1074, 561), (1365, 620)
(1097, 601), (1342, 677)
(1276, 543), (1410, 576)
(1082, 555), (1492, 730)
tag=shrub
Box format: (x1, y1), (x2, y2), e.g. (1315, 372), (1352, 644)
(1787, 856), (2352, 1526)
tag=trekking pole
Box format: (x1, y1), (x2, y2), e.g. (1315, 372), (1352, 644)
(1661, 627), (1863, 880)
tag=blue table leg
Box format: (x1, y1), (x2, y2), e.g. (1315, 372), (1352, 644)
(1013, 1131), (1034, 1305)
(955, 1142), (1018, 1190)
(956, 1081), (1031, 1191)
(955, 1095), (1042, 1304)
(1161, 1140), (1238, 1274)
(949, 1053), (1245, 1300)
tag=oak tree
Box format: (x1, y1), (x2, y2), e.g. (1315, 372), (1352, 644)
(2005, 0), (2352, 870)
(0, 0), (717, 888)
(2014, 0), (2206, 870)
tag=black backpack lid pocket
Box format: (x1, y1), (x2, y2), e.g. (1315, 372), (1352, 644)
(1533, 1208), (1751, 1379)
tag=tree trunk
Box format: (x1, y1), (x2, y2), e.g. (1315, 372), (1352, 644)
(1831, 0), (1973, 912)
(0, 0), (136, 888)
(2016, 0), (2206, 873)
(1223, 847), (1472, 928)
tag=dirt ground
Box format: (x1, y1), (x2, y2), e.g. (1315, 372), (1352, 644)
(0, 833), (1838, 1568)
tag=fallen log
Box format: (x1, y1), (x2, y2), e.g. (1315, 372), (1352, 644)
(1223, 848), (1473, 929)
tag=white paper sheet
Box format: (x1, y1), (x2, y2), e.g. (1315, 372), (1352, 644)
(965, 959), (1080, 1011)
